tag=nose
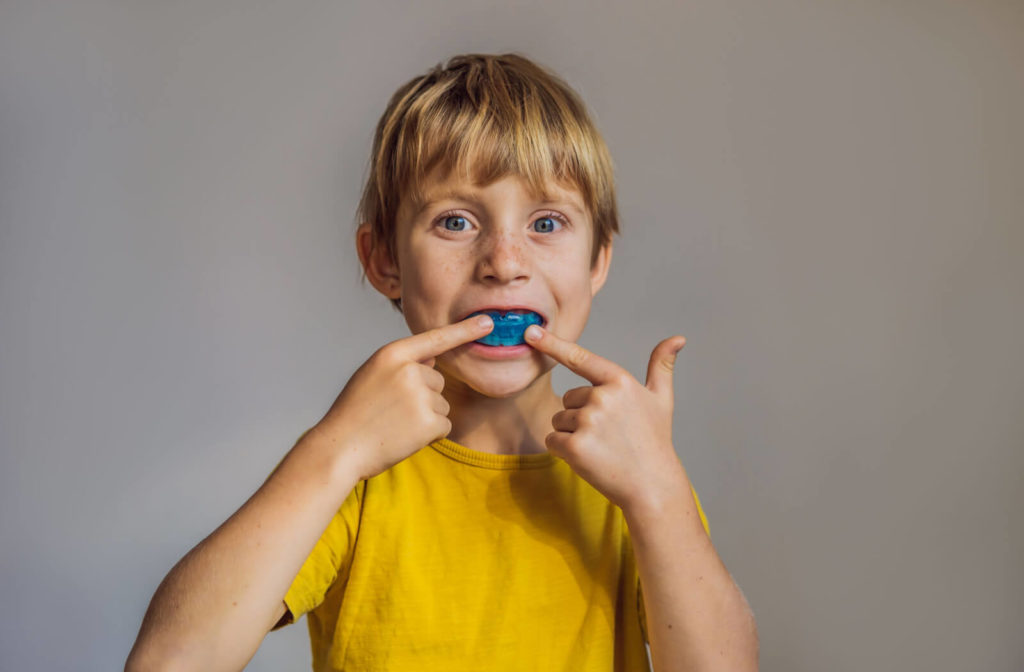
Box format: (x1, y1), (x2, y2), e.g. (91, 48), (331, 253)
(476, 230), (529, 285)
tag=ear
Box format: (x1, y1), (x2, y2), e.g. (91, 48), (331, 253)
(589, 240), (613, 296)
(356, 222), (402, 300)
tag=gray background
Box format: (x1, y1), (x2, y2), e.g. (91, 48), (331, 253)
(1, 1), (1021, 670)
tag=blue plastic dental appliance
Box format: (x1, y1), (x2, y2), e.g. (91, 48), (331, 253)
(469, 310), (543, 346)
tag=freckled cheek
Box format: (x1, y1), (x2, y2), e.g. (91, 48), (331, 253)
(442, 251), (476, 283)
(543, 250), (590, 284)
(403, 258), (467, 323)
(561, 269), (595, 303)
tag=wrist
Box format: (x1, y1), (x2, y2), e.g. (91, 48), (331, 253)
(294, 425), (366, 493)
(621, 455), (691, 523)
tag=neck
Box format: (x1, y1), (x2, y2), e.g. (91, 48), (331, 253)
(440, 370), (562, 456)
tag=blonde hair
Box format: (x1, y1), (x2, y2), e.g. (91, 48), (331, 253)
(357, 52), (619, 311)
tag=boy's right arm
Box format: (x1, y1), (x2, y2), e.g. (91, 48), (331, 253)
(124, 315), (494, 672)
(124, 429), (362, 672)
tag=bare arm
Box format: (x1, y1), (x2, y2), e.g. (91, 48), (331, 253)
(625, 463), (759, 672)
(124, 428), (361, 672)
(124, 316), (495, 672)
(517, 324), (758, 670)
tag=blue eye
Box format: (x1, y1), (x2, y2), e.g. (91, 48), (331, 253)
(442, 215), (469, 231)
(533, 216), (562, 233)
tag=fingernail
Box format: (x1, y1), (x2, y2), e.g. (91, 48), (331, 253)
(476, 315), (493, 328)
(524, 325), (542, 342)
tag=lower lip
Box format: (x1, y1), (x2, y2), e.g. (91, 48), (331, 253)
(468, 342), (535, 359)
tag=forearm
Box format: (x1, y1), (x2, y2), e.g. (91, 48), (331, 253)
(125, 429), (362, 672)
(623, 464), (759, 672)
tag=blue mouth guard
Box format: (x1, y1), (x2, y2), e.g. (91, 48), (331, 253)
(469, 310), (543, 346)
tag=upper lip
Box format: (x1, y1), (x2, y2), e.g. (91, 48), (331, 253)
(459, 305), (548, 326)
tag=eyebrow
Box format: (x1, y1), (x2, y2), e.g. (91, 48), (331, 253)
(416, 187), (485, 211)
(413, 187), (588, 220)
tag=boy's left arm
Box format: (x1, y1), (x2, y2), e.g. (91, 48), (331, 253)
(523, 326), (759, 672)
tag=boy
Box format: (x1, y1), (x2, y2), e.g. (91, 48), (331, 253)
(126, 53), (758, 671)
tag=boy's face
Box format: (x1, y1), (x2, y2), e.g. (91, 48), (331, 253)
(361, 168), (612, 399)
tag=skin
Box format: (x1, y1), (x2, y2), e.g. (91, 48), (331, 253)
(357, 168), (612, 457)
(359, 168), (760, 670)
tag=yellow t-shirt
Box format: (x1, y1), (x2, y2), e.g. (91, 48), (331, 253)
(275, 437), (709, 671)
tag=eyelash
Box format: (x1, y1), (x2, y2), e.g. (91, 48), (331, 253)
(434, 210), (569, 234)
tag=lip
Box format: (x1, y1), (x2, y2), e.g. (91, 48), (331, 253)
(458, 305), (548, 327)
(467, 342), (534, 359)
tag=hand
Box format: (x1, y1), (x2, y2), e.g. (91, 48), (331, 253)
(309, 314), (494, 482)
(524, 325), (688, 510)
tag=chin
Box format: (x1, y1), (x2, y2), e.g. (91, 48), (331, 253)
(443, 360), (551, 399)
(467, 379), (533, 399)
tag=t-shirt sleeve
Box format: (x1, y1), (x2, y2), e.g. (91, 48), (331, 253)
(272, 478), (366, 630)
(637, 483), (710, 644)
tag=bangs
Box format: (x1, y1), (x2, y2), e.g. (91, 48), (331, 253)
(375, 55), (613, 222)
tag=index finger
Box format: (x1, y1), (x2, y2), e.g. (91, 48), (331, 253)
(401, 314), (495, 361)
(523, 325), (626, 385)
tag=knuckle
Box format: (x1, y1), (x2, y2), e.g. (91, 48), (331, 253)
(419, 387), (437, 409)
(396, 366), (417, 389)
(427, 328), (447, 351)
(544, 432), (560, 453)
(417, 403), (436, 428)
(612, 372), (632, 388)
(567, 346), (589, 370)
(374, 344), (400, 367)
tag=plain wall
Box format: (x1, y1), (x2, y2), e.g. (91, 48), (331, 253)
(1, 1), (1021, 670)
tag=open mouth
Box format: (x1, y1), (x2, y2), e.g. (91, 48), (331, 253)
(467, 309), (545, 347)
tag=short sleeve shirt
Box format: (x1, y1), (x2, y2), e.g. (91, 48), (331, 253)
(275, 438), (709, 671)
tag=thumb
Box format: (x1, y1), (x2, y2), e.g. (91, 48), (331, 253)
(645, 336), (686, 397)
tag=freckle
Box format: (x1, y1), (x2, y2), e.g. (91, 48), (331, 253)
(233, 601), (238, 607)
